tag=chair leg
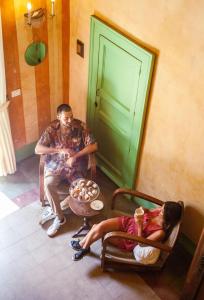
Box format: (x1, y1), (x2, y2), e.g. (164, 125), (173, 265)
(101, 242), (107, 271)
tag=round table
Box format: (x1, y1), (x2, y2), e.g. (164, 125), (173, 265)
(68, 196), (103, 238)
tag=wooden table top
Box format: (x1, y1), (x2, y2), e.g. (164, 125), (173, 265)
(68, 196), (103, 217)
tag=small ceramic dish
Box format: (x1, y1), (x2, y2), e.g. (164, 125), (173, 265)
(90, 200), (104, 210)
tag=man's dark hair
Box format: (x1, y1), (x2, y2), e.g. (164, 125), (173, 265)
(57, 104), (72, 114)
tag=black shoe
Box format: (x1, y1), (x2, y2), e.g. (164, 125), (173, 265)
(69, 240), (82, 251)
(72, 248), (90, 261)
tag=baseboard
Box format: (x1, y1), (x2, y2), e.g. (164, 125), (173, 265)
(15, 141), (37, 162)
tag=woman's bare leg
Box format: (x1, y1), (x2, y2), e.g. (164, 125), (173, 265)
(79, 218), (120, 249)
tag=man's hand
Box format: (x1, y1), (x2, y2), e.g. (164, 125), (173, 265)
(66, 156), (77, 168)
(57, 148), (74, 157)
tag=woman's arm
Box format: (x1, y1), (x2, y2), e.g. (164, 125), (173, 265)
(146, 229), (165, 242)
(134, 213), (143, 237)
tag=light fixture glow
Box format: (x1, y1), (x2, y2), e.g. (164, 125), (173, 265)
(27, 2), (32, 11)
(27, 2), (32, 25)
(51, 0), (55, 17)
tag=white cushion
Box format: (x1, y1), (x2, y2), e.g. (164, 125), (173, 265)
(133, 245), (160, 265)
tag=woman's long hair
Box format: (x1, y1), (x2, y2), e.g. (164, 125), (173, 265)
(163, 201), (182, 237)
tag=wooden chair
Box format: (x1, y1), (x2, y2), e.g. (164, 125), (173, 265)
(101, 188), (184, 272)
(39, 153), (96, 207)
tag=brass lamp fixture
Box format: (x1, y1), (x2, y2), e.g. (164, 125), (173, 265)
(24, 1), (55, 28)
(51, 0), (55, 17)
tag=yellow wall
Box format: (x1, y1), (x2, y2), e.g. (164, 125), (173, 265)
(69, 0), (204, 243)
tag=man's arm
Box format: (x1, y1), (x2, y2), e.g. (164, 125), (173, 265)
(73, 143), (98, 159)
(66, 143), (98, 167)
(35, 142), (74, 156)
(35, 143), (58, 155)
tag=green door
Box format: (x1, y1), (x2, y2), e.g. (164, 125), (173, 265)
(88, 17), (154, 188)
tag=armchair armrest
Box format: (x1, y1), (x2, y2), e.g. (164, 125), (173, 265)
(111, 188), (164, 210)
(103, 231), (172, 253)
(88, 153), (96, 179)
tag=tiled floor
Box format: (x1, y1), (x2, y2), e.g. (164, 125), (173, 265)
(0, 192), (19, 219)
(0, 156), (191, 300)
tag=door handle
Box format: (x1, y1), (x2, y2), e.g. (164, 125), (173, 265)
(95, 89), (100, 108)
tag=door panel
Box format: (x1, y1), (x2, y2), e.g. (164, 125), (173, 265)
(88, 17), (154, 188)
(94, 36), (141, 185)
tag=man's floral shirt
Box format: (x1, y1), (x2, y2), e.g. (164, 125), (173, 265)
(38, 119), (96, 182)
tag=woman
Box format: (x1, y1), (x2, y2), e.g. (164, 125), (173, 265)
(69, 201), (182, 261)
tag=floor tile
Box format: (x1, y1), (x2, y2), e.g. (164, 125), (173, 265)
(12, 187), (39, 208)
(0, 192), (19, 220)
(0, 155), (191, 300)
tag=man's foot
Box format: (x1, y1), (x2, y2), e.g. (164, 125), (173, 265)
(72, 248), (90, 261)
(60, 197), (69, 211)
(47, 216), (66, 237)
(69, 239), (82, 251)
(39, 207), (55, 225)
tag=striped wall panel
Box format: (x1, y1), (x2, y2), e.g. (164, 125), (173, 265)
(62, 0), (69, 104)
(1, 0), (69, 149)
(1, 0), (26, 149)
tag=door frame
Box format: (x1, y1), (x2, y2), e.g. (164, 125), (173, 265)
(87, 16), (155, 189)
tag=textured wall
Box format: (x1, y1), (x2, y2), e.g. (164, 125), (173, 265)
(69, 0), (204, 243)
(1, 0), (69, 148)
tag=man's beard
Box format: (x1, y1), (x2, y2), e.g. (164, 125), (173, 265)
(61, 121), (72, 128)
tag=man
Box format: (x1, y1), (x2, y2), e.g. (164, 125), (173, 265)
(35, 104), (97, 237)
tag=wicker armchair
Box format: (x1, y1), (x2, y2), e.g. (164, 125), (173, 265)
(101, 188), (184, 272)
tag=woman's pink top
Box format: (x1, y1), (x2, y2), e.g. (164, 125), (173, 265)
(117, 208), (163, 251)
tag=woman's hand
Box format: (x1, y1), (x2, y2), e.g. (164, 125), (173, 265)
(134, 208), (144, 237)
(134, 213), (143, 226)
(134, 207), (144, 225)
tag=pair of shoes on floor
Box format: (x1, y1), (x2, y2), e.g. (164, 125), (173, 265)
(39, 206), (55, 225)
(72, 248), (90, 261)
(69, 239), (82, 251)
(47, 216), (66, 237)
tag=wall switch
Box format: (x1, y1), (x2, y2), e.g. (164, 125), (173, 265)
(11, 89), (21, 98)
(76, 40), (84, 58)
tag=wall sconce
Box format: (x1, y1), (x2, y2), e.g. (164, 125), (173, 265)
(24, 2), (45, 27)
(51, 0), (55, 17)
(24, 1), (55, 28)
